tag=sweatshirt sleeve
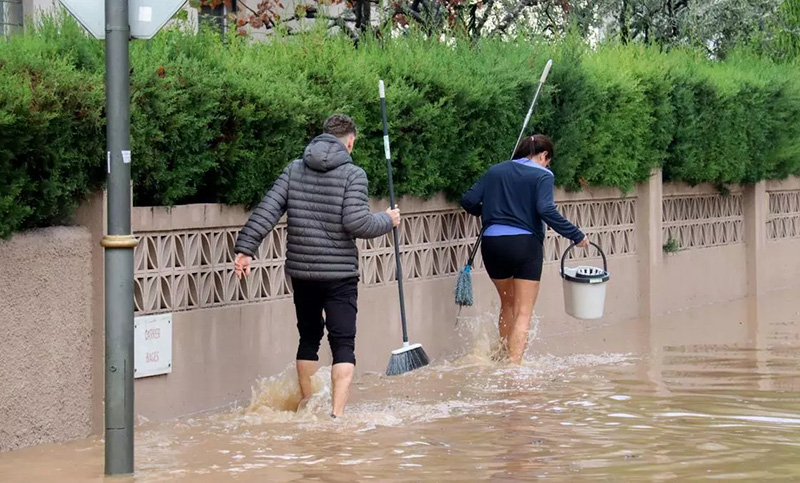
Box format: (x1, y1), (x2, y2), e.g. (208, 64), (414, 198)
(535, 175), (584, 243)
(460, 175), (485, 217)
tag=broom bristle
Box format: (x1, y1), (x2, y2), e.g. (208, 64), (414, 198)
(386, 344), (430, 376)
(454, 266), (474, 306)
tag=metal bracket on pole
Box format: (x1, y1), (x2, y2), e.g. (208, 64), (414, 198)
(100, 235), (138, 249)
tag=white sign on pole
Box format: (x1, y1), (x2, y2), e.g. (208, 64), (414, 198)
(58, 0), (186, 40)
(134, 313), (173, 379)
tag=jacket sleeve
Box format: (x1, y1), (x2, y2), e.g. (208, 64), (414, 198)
(342, 168), (393, 239)
(460, 175), (485, 217)
(235, 163), (292, 257)
(535, 175), (585, 243)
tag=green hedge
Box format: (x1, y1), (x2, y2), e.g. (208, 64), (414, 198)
(2, 16), (800, 238)
(0, 17), (104, 238)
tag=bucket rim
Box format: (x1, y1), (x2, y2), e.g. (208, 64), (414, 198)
(561, 271), (610, 284)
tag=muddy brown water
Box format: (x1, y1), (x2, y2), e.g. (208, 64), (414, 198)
(1, 288), (799, 482)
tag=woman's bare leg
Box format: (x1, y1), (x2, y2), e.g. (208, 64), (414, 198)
(507, 279), (541, 364)
(490, 278), (515, 356)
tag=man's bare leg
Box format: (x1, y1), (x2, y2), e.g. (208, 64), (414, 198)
(296, 360), (318, 410)
(331, 362), (355, 417)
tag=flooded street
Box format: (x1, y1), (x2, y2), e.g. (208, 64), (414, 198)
(2, 288), (800, 482)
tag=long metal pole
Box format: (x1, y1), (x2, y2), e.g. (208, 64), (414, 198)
(101, 0), (136, 475)
(379, 80), (409, 345)
(510, 59), (553, 160)
(387, 164), (409, 344)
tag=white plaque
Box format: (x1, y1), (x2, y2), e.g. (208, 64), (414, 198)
(134, 313), (172, 378)
(138, 6), (153, 22)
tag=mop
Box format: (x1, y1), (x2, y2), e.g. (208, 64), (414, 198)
(454, 58), (554, 308)
(454, 228), (484, 307)
(380, 80), (430, 376)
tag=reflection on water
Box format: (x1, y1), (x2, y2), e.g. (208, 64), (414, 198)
(1, 288), (800, 481)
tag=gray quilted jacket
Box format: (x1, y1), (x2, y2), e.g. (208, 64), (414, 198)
(235, 133), (393, 281)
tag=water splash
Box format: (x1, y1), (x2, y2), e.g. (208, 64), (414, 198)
(238, 365), (333, 422)
(196, 310), (635, 444)
(454, 308), (543, 364)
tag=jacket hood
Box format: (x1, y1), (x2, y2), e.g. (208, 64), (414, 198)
(302, 133), (352, 172)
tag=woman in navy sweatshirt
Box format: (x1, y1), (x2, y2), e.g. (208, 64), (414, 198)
(461, 134), (588, 364)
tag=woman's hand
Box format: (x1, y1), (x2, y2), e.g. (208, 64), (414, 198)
(576, 236), (590, 248)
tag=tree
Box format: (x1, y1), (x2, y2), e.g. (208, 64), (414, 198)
(680, 0), (780, 57)
(192, 0), (240, 35)
(192, 0), (785, 58)
(773, 0), (800, 60)
(211, 0), (579, 41)
(593, 0), (781, 57)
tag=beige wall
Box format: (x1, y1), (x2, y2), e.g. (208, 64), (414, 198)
(135, 277), (469, 419)
(764, 179), (800, 293)
(764, 239), (800, 292)
(0, 227), (94, 452)
(3, 174), (800, 452)
(129, 177), (800, 424)
(655, 245), (748, 314)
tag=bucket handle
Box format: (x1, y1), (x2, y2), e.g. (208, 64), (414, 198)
(560, 241), (607, 276)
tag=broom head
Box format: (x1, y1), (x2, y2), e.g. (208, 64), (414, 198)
(386, 343), (430, 376)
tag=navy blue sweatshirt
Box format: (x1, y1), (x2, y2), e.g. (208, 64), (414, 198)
(460, 160), (584, 243)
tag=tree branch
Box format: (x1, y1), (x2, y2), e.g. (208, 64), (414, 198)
(495, 0), (544, 35)
(396, 4), (427, 26)
(620, 0), (629, 43)
(473, 0), (496, 38)
(544, 4), (558, 32)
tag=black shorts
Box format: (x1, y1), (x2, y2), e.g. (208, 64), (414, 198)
(291, 277), (359, 365)
(481, 234), (544, 281)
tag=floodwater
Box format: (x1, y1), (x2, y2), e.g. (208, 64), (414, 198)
(2, 288), (800, 482)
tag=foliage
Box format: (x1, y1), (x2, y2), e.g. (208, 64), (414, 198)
(1, 15), (800, 238)
(0, 14), (105, 239)
(751, 0), (800, 62)
(663, 235), (681, 253)
(219, 0), (784, 61)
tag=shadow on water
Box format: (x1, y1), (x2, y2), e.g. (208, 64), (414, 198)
(1, 288), (800, 481)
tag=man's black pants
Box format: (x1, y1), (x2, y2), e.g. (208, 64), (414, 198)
(291, 277), (359, 365)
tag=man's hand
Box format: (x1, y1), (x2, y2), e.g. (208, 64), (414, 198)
(576, 236), (590, 248)
(386, 205), (401, 227)
(234, 253), (252, 280)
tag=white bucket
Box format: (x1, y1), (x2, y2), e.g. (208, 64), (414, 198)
(560, 242), (610, 320)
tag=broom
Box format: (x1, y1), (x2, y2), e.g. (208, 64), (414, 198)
(454, 58), (554, 308)
(380, 80), (430, 376)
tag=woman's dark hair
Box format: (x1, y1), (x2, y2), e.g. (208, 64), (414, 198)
(511, 134), (554, 161)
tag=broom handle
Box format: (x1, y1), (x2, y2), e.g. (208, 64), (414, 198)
(380, 80), (410, 345)
(465, 61), (551, 271)
(510, 59), (552, 160)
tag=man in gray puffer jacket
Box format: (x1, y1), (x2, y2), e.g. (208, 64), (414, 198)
(234, 114), (400, 418)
